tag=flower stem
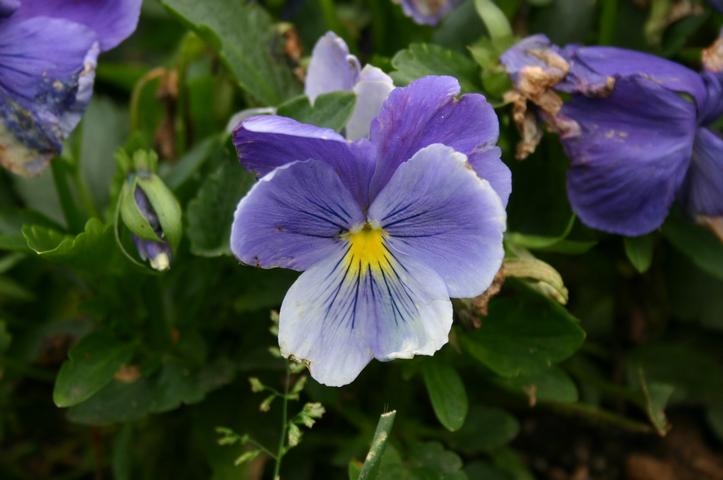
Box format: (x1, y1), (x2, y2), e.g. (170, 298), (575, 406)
(273, 362), (291, 480)
(50, 158), (84, 232)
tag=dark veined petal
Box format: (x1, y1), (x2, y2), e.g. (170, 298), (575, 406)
(369, 144), (506, 298)
(369, 76), (501, 199)
(561, 76), (697, 236)
(14, 0), (142, 51)
(233, 115), (374, 206)
(304, 31), (360, 102)
(0, 17), (98, 176)
(278, 239), (452, 386)
(230, 159), (364, 271)
(679, 128), (723, 217)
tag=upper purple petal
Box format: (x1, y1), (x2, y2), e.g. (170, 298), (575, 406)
(561, 76), (697, 236)
(230, 159), (364, 271)
(0, 16), (98, 175)
(14, 0), (141, 51)
(570, 46), (708, 110)
(0, 0), (19, 17)
(233, 115), (374, 206)
(679, 128), (723, 218)
(369, 144), (506, 298)
(368, 76), (501, 199)
(304, 31), (360, 102)
(398, 0), (462, 25)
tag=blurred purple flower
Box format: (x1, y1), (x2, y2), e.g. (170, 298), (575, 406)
(396, 0), (462, 25)
(501, 34), (723, 237)
(305, 32), (395, 140)
(0, 0), (141, 176)
(708, 0), (723, 12)
(230, 76), (510, 386)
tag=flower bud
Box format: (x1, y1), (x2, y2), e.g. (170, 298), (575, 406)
(119, 164), (181, 271)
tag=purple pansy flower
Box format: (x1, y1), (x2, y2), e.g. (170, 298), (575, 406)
(0, 0), (141, 176)
(395, 0), (462, 25)
(230, 76), (510, 386)
(501, 34), (723, 237)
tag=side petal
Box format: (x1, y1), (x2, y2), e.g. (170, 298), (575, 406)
(15, 0), (142, 51)
(278, 242), (452, 386)
(232, 115), (374, 206)
(468, 147), (512, 207)
(346, 65), (395, 141)
(230, 159), (363, 271)
(0, 17), (98, 176)
(369, 76), (500, 197)
(369, 144), (506, 298)
(304, 32), (360, 102)
(561, 76), (696, 236)
(679, 128), (723, 217)
(571, 46), (708, 109)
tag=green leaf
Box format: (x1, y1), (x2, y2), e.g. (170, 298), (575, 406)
(473, 0), (513, 39)
(624, 234), (655, 273)
(277, 91), (357, 131)
(637, 368), (674, 436)
(495, 366), (579, 404)
(53, 332), (135, 408)
(391, 43), (480, 92)
(422, 358), (468, 431)
(160, 0), (300, 106)
(0, 209), (60, 252)
(0, 275), (35, 302)
(461, 283), (586, 377)
(663, 214), (723, 280)
(23, 218), (125, 275)
(161, 135), (222, 190)
(0, 320), (11, 353)
(358, 410), (397, 480)
(448, 405), (519, 453)
(406, 442), (468, 479)
(187, 160), (255, 257)
(136, 175), (183, 251)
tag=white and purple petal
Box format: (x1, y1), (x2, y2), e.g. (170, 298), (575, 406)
(679, 128), (723, 218)
(561, 76), (697, 236)
(278, 241), (452, 386)
(369, 76), (505, 200)
(369, 144), (506, 298)
(233, 115), (374, 206)
(231, 159), (363, 271)
(14, 0), (142, 51)
(346, 65), (394, 141)
(304, 31), (360, 103)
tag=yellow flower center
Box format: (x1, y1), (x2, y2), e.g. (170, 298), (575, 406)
(343, 224), (390, 275)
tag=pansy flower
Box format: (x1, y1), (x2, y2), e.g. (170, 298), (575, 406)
(0, 0), (141, 176)
(230, 76), (510, 386)
(501, 34), (723, 237)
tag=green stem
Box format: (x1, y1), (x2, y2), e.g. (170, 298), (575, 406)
(273, 363), (291, 480)
(246, 437), (277, 460)
(544, 401), (654, 434)
(50, 159), (84, 232)
(598, 0), (618, 45)
(73, 168), (98, 219)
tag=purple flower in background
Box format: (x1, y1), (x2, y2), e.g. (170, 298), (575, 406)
(0, 0), (141, 176)
(396, 0), (462, 25)
(708, 0), (723, 12)
(305, 32), (395, 140)
(501, 34), (723, 237)
(230, 76), (510, 386)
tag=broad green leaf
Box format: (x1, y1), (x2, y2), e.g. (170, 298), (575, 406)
(391, 43), (480, 92)
(160, 0), (300, 106)
(461, 283), (586, 377)
(495, 366), (579, 404)
(422, 358), (468, 431)
(23, 218), (125, 275)
(277, 91), (357, 131)
(624, 234), (655, 273)
(53, 332), (135, 407)
(448, 406), (519, 453)
(67, 358), (235, 425)
(374, 443), (468, 480)
(187, 160), (255, 257)
(0, 209), (61, 252)
(663, 214), (723, 280)
(358, 410), (397, 480)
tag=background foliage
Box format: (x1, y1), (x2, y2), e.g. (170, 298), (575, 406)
(1, 0), (722, 479)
